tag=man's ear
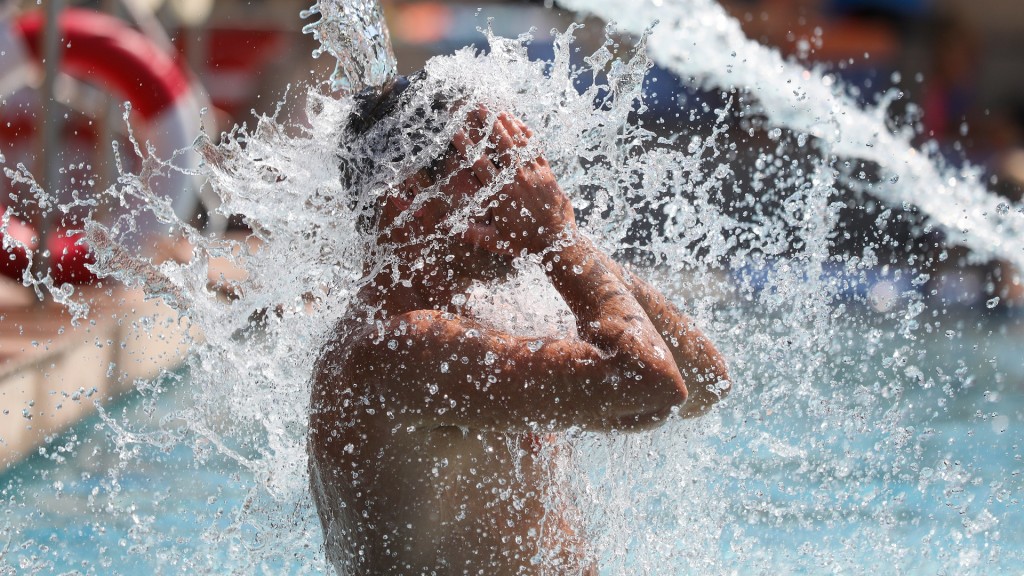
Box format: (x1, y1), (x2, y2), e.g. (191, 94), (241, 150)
(380, 175), (421, 226)
(387, 194), (413, 211)
(392, 169), (434, 211)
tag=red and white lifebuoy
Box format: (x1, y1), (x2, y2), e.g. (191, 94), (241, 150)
(0, 7), (203, 284)
(0, 207), (95, 285)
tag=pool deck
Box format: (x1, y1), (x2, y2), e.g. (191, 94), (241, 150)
(0, 280), (196, 471)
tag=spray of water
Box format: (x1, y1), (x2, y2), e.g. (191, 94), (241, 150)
(301, 0), (397, 94)
(560, 0), (1024, 271)
(1, 2), (1022, 574)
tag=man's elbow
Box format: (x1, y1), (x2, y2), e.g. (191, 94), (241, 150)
(629, 364), (688, 429)
(705, 354), (731, 401)
(616, 358), (731, 426)
(595, 351), (689, 432)
(678, 359), (731, 418)
(612, 403), (677, 432)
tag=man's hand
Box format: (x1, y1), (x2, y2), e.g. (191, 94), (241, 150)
(454, 111), (576, 256)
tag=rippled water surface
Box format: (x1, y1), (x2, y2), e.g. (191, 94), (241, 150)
(3, 308), (1021, 574)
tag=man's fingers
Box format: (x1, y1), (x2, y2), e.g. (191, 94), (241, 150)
(454, 130), (499, 186)
(518, 119), (533, 139)
(495, 113), (531, 152)
(465, 105), (484, 129)
(499, 113), (529, 147)
(460, 222), (514, 255)
(501, 114), (543, 167)
(466, 104), (492, 144)
(489, 113), (538, 175)
(464, 107), (536, 166)
(489, 120), (519, 169)
(455, 110), (541, 191)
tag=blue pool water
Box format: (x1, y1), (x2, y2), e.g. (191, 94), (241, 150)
(0, 368), (319, 574)
(2, 308), (1022, 574)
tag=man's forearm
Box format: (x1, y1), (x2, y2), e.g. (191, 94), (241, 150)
(540, 232), (688, 426)
(589, 250), (731, 417)
(542, 234), (648, 350)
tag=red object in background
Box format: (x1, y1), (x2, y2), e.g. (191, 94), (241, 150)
(48, 231), (96, 285)
(0, 208), (35, 281)
(16, 9), (191, 120)
(0, 208), (96, 285)
(176, 28), (286, 118)
(3, 8), (197, 286)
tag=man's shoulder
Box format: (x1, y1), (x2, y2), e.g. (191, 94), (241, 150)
(316, 309), (464, 375)
(313, 313), (371, 381)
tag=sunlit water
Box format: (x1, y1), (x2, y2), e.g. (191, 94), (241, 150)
(3, 309), (1022, 574)
(561, 0), (1024, 271)
(2, 0), (1024, 574)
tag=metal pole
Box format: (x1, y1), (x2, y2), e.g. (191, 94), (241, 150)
(98, 0), (119, 208)
(32, 0), (64, 288)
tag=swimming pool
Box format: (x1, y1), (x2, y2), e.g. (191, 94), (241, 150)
(2, 305), (1020, 574)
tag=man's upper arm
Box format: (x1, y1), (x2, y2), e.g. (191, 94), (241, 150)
(349, 309), (683, 432)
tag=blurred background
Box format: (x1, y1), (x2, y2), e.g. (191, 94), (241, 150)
(1, 0), (1023, 402)
(2, 0), (1023, 309)
(0, 1), (1020, 432)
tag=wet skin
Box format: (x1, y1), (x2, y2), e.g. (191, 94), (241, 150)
(309, 110), (730, 574)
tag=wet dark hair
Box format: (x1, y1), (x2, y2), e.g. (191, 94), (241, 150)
(341, 70), (455, 232)
(346, 71), (424, 138)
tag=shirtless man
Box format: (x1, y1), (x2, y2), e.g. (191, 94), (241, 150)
(309, 77), (730, 575)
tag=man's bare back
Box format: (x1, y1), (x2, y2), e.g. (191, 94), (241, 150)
(309, 101), (729, 574)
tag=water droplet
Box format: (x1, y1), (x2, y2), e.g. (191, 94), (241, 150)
(986, 297), (1000, 309)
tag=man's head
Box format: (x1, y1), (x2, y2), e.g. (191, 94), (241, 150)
(341, 70), (450, 233)
(341, 71), (515, 288)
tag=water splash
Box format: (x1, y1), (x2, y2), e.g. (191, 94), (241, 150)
(300, 0), (397, 94)
(559, 0), (1024, 270)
